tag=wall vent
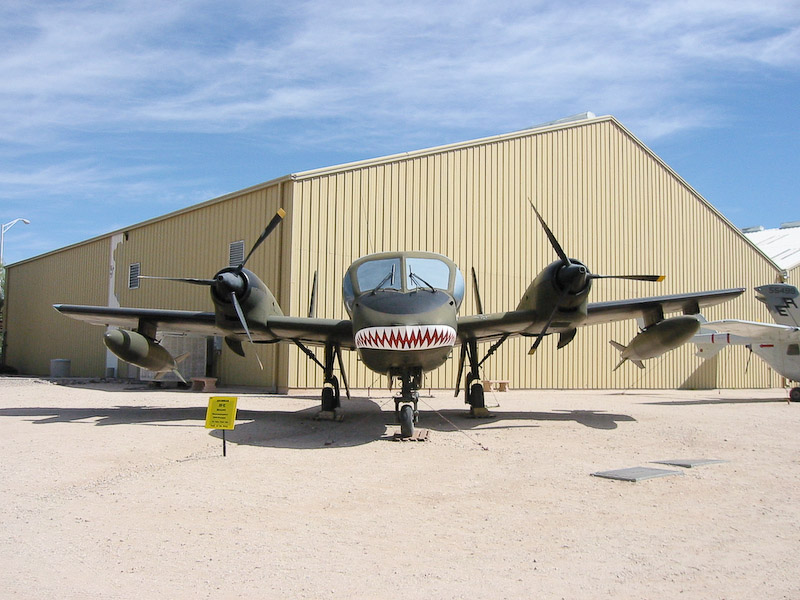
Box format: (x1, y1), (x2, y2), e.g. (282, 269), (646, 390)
(229, 240), (245, 267)
(128, 263), (140, 289)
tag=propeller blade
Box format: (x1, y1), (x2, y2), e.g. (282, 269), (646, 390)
(138, 276), (215, 286)
(745, 346), (753, 374)
(238, 208), (286, 270)
(528, 290), (569, 355)
(231, 292), (263, 370)
(528, 199), (570, 266)
(335, 345), (351, 400)
(590, 274), (665, 282)
(471, 267), (485, 315)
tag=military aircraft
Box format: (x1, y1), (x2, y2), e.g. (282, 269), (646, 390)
(693, 284), (800, 401)
(55, 205), (744, 437)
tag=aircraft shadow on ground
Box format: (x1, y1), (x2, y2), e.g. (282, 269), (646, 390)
(641, 398), (788, 406)
(0, 395), (636, 449)
(628, 394), (789, 406)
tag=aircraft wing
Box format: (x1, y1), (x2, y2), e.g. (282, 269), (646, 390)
(457, 288), (745, 342)
(54, 305), (225, 335)
(263, 315), (355, 348)
(582, 288), (746, 326)
(53, 305), (355, 348)
(703, 319), (800, 343)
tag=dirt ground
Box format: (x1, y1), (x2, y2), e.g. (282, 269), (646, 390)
(1, 377), (799, 599)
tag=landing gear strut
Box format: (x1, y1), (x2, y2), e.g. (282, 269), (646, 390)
(464, 339), (491, 417)
(394, 369), (421, 437)
(315, 342), (345, 421)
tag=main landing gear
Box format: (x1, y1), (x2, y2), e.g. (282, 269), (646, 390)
(393, 369), (421, 438)
(294, 341), (348, 422)
(462, 338), (493, 418)
(790, 387), (800, 403)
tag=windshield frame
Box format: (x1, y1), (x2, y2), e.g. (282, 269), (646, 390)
(343, 252), (465, 310)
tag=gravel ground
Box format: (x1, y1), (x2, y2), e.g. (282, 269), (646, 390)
(2, 377), (799, 599)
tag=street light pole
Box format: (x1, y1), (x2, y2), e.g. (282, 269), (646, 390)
(1, 218), (31, 265)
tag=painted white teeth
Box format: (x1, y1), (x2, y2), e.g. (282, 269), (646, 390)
(355, 325), (457, 350)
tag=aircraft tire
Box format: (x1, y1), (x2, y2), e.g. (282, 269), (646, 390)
(790, 387), (800, 402)
(321, 376), (340, 411)
(399, 404), (415, 438)
(469, 382), (485, 409)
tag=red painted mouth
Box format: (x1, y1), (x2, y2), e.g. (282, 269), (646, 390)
(355, 325), (456, 350)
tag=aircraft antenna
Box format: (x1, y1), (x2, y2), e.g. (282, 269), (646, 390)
(359, 193), (375, 254)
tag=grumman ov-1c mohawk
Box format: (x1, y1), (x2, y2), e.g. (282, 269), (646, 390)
(55, 204), (744, 437)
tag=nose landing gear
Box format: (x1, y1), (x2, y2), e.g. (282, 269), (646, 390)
(396, 400), (418, 438)
(393, 369), (426, 439)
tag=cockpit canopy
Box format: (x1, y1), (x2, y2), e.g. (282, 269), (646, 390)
(343, 252), (465, 313)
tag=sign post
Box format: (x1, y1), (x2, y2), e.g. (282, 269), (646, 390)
(205, 396), (238, 456)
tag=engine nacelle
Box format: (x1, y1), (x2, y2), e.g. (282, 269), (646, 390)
(103, 329), (177, 373)
(210, 267), (283, 334)
(516, 259), (592, 330)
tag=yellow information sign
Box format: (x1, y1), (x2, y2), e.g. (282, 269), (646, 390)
(205, 396), (238, 430)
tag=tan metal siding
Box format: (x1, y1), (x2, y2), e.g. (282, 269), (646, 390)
(288, 118), (780, 390)
(5, 238), (109, 376)
(107, 182), (290, 388)
(3, 116), (782, 392)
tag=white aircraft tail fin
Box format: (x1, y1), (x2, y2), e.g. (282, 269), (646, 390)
(755, 284), (800, 327)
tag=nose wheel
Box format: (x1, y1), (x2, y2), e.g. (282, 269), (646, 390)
(393, 370), (422, 438)
(397, 403), (417, 438)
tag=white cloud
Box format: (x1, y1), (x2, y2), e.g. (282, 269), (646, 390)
(0, 0), (798, 144)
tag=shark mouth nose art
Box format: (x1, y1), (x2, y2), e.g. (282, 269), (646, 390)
(355, 325), (457, 350)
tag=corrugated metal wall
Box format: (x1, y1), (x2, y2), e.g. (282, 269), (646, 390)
(287, 117), (780, 390)
(5, 180), (291, 388)
(5, 238), (109, 375)
(111, 181), (291, 389)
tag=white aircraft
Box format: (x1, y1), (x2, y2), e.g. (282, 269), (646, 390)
(693, 284), (800, 401)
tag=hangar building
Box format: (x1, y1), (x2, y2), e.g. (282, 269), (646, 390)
(2, 114), (785, 391)
(744, 222), (800, 282)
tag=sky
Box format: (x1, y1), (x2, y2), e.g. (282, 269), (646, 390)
(1, 0), (799, 265)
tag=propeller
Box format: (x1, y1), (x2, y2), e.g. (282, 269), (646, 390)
(139, 207), (287, 368)
(526, 200), (664, 354)
(230, 291), (263, 370)
(238, 208), (286, 271)
(138, 276), (216, 285)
